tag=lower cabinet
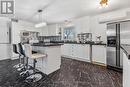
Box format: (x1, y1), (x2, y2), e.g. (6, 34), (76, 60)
(61, 44), (72, 57)
(61, 44), (106, 64)
(61, 44), (90, 62)
(92, 45), (106, 64)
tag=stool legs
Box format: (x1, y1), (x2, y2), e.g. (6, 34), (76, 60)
(25, 59), (43, 83)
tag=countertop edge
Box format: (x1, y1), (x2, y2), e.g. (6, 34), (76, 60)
(57, 42), (106, 46)
(32, 44), (64, 47)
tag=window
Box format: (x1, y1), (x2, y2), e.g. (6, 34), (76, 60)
(63, 27), (75, 40)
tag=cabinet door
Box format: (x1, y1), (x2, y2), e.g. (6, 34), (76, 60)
(92, 45), (106, 64)
(72, 44), (90, 61)
(73, 44), (83, 58)
(61, 44), (72, 57)
(77, 45), (83, 58)
(83, 45), (90, 60)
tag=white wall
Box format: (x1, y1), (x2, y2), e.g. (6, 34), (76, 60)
(90, 15), (107, 43)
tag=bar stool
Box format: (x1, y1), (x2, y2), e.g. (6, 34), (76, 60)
(24, 44), (47, 83)
(13, 44), (24, 69)
(18, 43), (33, 78)
(17, 43), (26, 71)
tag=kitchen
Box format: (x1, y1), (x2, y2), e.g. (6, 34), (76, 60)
(0, 0), (130, 87)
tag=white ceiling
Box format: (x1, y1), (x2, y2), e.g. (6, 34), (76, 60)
(14, 0), (130, 24)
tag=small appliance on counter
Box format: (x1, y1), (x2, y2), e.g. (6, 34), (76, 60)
(77, 33), (92, 43)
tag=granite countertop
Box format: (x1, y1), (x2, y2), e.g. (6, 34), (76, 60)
(32, 43), (64, 47)
(51, 41), (106, 46)
(121, 44), (130, 59)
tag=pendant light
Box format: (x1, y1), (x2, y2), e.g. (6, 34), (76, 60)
(35, 9), (47, 28)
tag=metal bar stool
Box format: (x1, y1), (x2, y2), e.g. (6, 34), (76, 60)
(13, 44), (23, 69)
(24, 44), (47, 83)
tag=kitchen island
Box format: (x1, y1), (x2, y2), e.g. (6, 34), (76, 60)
(29, 43), (63, 75)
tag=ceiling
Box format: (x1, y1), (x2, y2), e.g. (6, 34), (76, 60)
(14, 0), (130, 24)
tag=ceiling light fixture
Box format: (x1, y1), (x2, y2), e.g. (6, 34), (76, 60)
(100, 0), (108, 7)
(35, 10), (47, 28)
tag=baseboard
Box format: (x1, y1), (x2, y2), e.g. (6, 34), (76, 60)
(92, 61), (107, 67)
(107, 65), (123, 73)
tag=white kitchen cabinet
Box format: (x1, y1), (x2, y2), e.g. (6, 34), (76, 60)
(92, 45), (106, 64)
(73, 44), (90, 61)
(42, 24), (61, 36)
(61, 44), (72, 57)
(61, 44), (90, 62)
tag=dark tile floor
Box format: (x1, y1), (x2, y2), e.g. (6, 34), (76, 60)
(0, 57), (122, 87)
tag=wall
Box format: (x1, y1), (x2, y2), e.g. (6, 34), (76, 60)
(90, 15), (107, 43)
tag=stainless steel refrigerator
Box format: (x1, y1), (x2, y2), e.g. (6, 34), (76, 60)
(107, 23), (123, 71)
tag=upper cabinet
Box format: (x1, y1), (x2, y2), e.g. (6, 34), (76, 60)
(42, 24), (62, 36)
(48, 24), (59, 36)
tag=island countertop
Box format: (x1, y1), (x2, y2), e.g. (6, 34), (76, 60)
(50, 41), (106, 46)
(32, 43), (64, 47)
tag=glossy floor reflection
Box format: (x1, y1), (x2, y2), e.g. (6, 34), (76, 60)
(0, 58), (122, 87)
